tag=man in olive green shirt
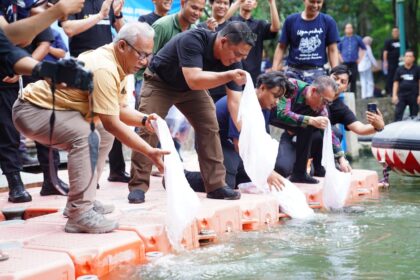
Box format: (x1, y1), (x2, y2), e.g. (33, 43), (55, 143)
(129, 0), (205, 203)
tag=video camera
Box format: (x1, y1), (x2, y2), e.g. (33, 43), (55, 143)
(32, 58), (93, 91)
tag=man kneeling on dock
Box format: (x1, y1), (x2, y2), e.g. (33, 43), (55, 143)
(12, 22), (169, 234)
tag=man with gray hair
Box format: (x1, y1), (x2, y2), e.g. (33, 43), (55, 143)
(12, 22), (169, 234)
(270, 76), (340, 184)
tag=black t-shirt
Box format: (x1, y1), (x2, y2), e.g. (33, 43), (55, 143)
(231, 15), (277, 84)
(384, 39), (401, 65)
(394, 65), (420, 97)
(328, 98), (358, 130)
(63, 0), (115, 57)
(149, 28), (243, 92)
(0, 29), (29, 88)
(138, 12), (161, 26)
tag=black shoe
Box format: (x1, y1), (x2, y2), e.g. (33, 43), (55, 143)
(40, 178), (69, 196)
(128, 189), (145, 204)
(5, 172), (32, 203)
(313, 166), (326, 177)
(206, 186), (241, 200)
(108, 171), (130, 183)
(289, 173), (319, 184)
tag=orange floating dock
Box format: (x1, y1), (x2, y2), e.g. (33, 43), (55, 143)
(0, 169), (380, 279)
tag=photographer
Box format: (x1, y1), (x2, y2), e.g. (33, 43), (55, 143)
(0, 0), (83, 203)
(13, 22), (169, 234)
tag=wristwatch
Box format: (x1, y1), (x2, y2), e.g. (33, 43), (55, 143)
(114, 12), (123, 19)
(141, 115), (148, 126)
(374, 126), (384, 132)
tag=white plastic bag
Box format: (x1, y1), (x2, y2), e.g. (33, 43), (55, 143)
(153, 117), (200, 251)
(321, 122), (352, 210)
(165, 106), (191, 143)
(271, 179), (314, 219)
(238, 72), (279, 192)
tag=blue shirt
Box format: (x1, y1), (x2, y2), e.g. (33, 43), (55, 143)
(279, 13), (340, 68)
(44, 29), (68, 62)
(216, 95), (270, 150)
(338, 35), (366, 63)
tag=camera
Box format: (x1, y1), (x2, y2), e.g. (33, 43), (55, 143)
(32, 58), (93, 91)
(367, 103), (377, 114)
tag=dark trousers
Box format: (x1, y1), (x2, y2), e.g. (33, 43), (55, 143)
(0, 87), (21, 174)
(274, 127), (316, 177)
(108, 139), (125, 174)
(130, 70), (226, 193)
(394, 94), (419, 121)
(343, 62), (358, 95)
(0, 88), (59, 174)
(386, 64), (398, 96)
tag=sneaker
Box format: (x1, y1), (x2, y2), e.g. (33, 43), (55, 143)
(289, 173), (319, 184)
(63, 200), (115, 217)
(128, 189), (145, 204)
(64, 208), (118, 234)
(206, 186), (241, 200)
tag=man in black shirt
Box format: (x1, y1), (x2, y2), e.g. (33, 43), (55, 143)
(128, 22), (255, 203)
(392, 50), (420, 121)
(383, 27), (402, 96)
(138, 0), (172, 26)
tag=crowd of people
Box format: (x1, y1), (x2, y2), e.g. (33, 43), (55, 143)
(0, 0), (417, 234)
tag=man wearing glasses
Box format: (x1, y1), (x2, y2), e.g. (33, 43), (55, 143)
(13, 22), (169, 233)
(270, 76), (340, 184)
(128, 21), (255, 203)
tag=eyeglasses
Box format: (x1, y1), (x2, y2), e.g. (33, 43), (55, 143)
(124, 40), (153, 61)
(316, 90), (333, 106)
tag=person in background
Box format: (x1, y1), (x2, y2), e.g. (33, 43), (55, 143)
(197, 0), (232, 32)
(136, 0), (173, 106)
(392, 50), (420, 121)
(338, 23), (366, 95)
(383, 27), (402, 96)
(272, 0), (339, 83)
(227, 0), (280, 84)
(44, 28), (68, 62)
(358, 36), (378, 99)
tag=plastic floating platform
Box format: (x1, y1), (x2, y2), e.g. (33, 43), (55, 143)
(0, 169), (379, 279)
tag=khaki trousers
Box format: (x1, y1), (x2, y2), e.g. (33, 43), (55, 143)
(130, 70), (226, 193)
(12, 99), (114, 215)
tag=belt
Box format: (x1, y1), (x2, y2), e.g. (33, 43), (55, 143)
(288, 64), (324, 71)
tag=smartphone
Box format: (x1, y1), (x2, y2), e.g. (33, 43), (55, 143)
(367, 103), (377, 114)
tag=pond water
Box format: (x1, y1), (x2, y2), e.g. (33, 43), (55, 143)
(113, 156), (420, 280)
